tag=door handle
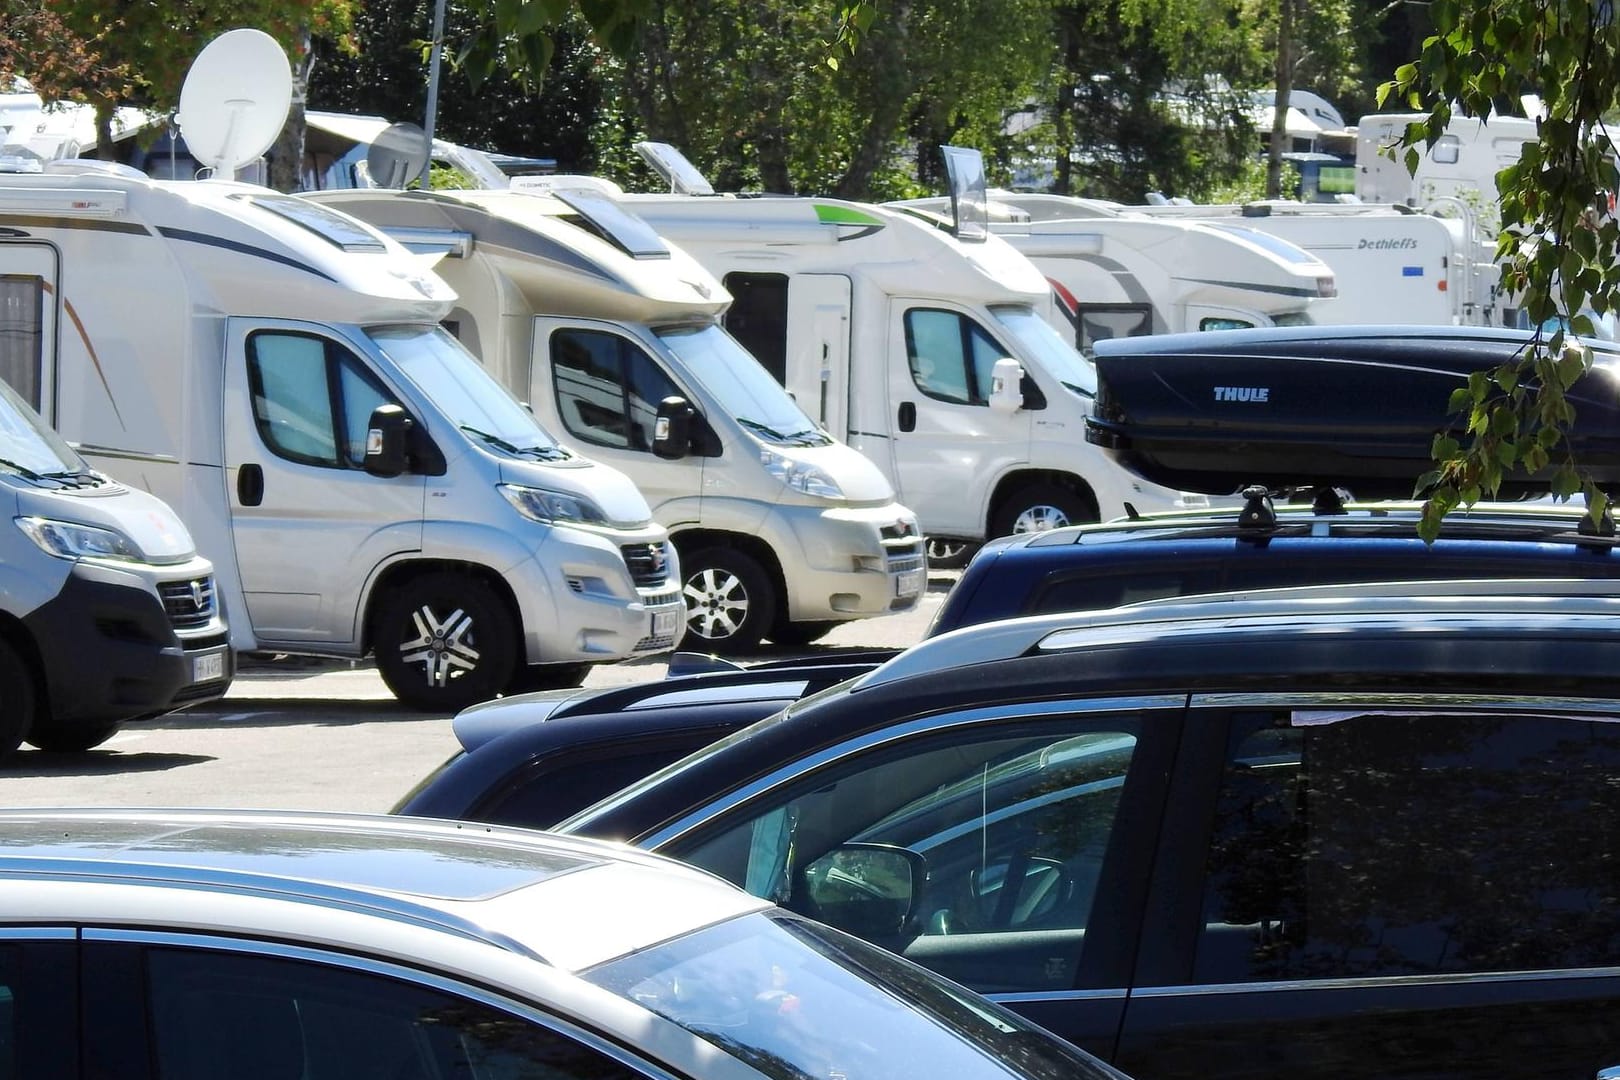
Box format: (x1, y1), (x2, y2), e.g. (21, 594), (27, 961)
(898, 401), (916, 432)
(237, 463), (264, 507)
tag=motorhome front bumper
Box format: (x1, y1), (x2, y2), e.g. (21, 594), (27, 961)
(513, 530), (685, 664)
(772, 503), (927, 622)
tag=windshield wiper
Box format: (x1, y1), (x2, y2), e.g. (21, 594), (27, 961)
(739, 418), (829, 446)
(460, 425), (522, 453)
(460, 425), (565, 461)
(0, 457), (44, 481)
(737, 417), (791, 441)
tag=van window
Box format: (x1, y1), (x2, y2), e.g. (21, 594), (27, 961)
(0, 275), (44, 410)
(550, 329), (678, 452)
(247, 331), (394, 468)
(1075, 305), (1152, 356)
(904, 309), (1003, 405)
(723, 273), (790, 384)
(1195, 708), (1620, 984)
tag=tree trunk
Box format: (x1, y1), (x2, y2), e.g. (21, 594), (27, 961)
(1054, 11), (1080, 195)
(1266, 0), (1295, 199)
(830, 0), (914, 200)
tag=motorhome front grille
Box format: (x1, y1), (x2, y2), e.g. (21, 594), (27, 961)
(887, 554), (926, 576)
(158, 577), (217, 629)
(881, 521), (918, 542)
(621, 543), (675, 589)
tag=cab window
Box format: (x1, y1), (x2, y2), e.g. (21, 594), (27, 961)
(551, 328), (679, 452)
(904, 309), (1004, 405)
(246, 331), (394, 468)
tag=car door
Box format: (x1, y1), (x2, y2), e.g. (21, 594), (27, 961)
(886, 304), (1032, 536)
(650, 695), (1185, 1062)
(224, 320), (426, 644)
(79, 937), (671, 1080)
(1119, 694), (1620, 1080)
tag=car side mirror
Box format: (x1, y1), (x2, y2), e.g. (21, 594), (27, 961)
(363, 404), (412, 478)
(802, 843), (924, 939)
(989, 357), (1025, 413)
(653, 396), (697, 459)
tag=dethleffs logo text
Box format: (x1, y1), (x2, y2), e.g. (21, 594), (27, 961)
(1214, 386), (1270, 402)
(1357, 237), (1419, 250)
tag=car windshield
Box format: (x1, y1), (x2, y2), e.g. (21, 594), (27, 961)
(656, 324), (831, 447)
(367, 324), (568, 459)
(989, 304), (1098, 397)
(0, 377), (84, 477)
(585, 909), (1115, 1080)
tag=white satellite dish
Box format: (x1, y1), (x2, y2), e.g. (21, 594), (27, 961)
(175, 28), (292, 177)
(367, 123), (432, 189)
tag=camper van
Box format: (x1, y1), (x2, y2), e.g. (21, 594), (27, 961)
(1354, 111), (1537, 207)
(0, 163), (684, 711)
(520, 146), (1197, 564)
(892, 191), (1337, 351)
(1128, 199), (1501, 326)
(306, 186), (926, 650)
(0, 374), (230, 757)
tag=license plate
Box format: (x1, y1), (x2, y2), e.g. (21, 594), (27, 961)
(192, 650), (226, 684)
(652, 607), (682, 638)
(895, 568), (924, 598)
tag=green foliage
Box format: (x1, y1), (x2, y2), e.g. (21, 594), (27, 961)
(1383, 0), (1619, 539)
(1205, 156), (1301, 203)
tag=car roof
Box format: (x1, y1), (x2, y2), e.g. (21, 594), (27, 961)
(0, 807), (766, 971)
(1091, 323), (1620, 358)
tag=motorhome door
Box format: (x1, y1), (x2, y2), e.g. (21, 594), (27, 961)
(0, 243), (59, 421)
(887, 300), (1033, 536)
(223, 319), (426, 645)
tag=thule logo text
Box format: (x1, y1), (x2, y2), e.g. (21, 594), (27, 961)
(1213, 386), (1270, 403)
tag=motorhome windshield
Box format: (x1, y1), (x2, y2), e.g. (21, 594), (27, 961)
(368, 325), (567, 458)
(657, 324), (832, 447)
(0, 377), (84, 477)
(990, 305), (1098, 397)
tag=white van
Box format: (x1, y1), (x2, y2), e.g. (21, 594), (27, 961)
(0, 372), (230, 756)
(306, 186), (927, 650)
(892, 190), (1337, 350)
(520, 146), (1199, 565)
(0, 163), (684, 711)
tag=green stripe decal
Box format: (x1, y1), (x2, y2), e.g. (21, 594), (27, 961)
(813, 203), (885, 228)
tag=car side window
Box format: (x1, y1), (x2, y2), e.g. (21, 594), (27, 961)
(670, 717), (1143, 995)
(0, 939), (75, 1079)
(551, 328), (679, 452)
(247, 331), (396, 468)
(145, 946), (648, 1080)
(1195, 708), (1620, 984)
(903, 309), (1003, 405)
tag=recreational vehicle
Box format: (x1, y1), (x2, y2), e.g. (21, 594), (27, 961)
(892, 191), (1337, 351)
(306, 186), (926, 651)
(0, 373), (230, 757)
(0, 32), (683, 712)
(521, 146), (1198, 564)
(1354, 111), (1536, 207)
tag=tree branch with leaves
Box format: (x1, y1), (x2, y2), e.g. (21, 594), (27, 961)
(1383, 0), (1619, 538)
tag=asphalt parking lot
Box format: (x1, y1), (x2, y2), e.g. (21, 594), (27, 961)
(0, 571), (954, 813)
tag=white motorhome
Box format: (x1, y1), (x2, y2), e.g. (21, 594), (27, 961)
(306, 186), (927, 650)
(1354, 111), (1536, 208)
(892, 190), (1337, 351)
(521, 146), (1200, 563)
(0, 163), (684, 711)
(1129, 199), (1502, 326)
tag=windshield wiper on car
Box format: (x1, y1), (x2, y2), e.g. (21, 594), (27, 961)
(738, 418), (830, 446)
(460, 425), (567, 461)
(0, 457), (45, 481)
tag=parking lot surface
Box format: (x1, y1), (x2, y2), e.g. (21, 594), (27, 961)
(0, 572), (950, 813)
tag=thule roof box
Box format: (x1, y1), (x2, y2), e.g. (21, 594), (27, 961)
(1084, 325), (1620, 498)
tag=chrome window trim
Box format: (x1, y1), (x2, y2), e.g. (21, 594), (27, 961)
(0, 927), (76, 941)
(989, 988), (1128, 1005)
(85, 928), (678, 1080)
(645, 693), (1184, 849)
(1191, 691), (1620, 715)
(1132, 965), (1620, 998)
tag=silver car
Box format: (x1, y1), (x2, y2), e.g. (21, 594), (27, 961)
(0, 807), (1123, 1080)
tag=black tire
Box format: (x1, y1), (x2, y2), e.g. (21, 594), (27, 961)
(26, 719), (120, 754)
(505, 662), (591, 695)
(990, 483), (1098, 540)
(681, 547), (777, 653)
(0, 640), (36, 757)
(372, 571), (518, 713)
(926, 538), (979, 570)
(769, 619), (841, 647)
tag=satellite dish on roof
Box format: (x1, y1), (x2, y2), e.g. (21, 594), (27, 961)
(175, 28), (292, 177)
(367, 122), (432, 189)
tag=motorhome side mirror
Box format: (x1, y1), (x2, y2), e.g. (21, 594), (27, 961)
(364, 404), (412, 478)
(802, 843), (924, 939)
(989, 357), (1025, 413)
(652, 396), (696, 460)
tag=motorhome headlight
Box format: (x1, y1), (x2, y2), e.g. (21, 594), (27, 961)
(759, 446), (845, 500)
(16, 516), (148, 563)
(498, 483), (611, 526)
